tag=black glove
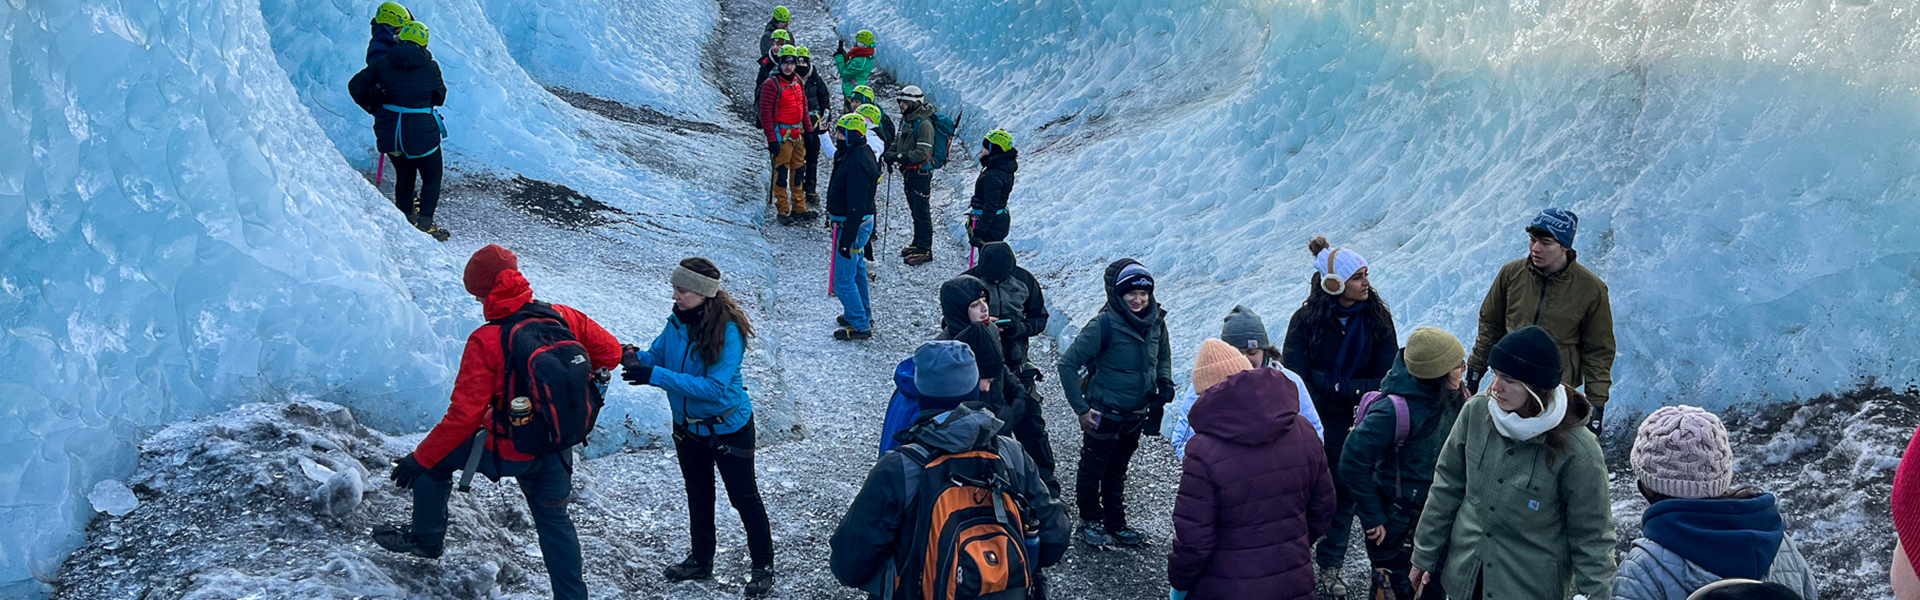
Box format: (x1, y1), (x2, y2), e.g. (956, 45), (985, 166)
(621, 346), (653, 386)
(1155, 378), (1177, 405)
(390, 454), (428, 490)
(835, 220), (859, 258)
(1466, 369), (1484, 395)
(1144, 403), (1166, 437)
(768, 141), (781, 157)
(836, 39), (847, 55)
(1587, 405), (1605, 438)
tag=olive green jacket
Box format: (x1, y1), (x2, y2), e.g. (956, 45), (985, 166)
(1468, 254), (1616, 407)
(1411, 389), (1616, 600)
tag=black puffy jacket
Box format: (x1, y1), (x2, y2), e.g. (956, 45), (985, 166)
(348, 43), (446, 157)
(962, 242), (1048, 371)
(800, 65), (833, 132)
(970, 148), (1018, 213)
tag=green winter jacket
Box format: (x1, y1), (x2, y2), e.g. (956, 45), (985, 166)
(834, 50), (874, 98)
(1411, 387), (1616, 600)
(897, 102), (938, 168)
(1340, 351), (1465, 532)
(1468, 253), (1616, 408)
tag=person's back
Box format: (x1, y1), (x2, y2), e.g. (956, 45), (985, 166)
(1170, 368), (1335, 599)
(365, 2), (410, 65)
(349, 39), (445, 157)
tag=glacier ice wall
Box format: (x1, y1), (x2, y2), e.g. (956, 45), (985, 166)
(832, 0), (1920, 412)
(0, 0), (473, 591)
(477, 0), (727, 120)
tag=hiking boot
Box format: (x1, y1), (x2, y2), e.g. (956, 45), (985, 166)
(1109, 527), (1146, 546)
(1078, 520), (1113, 547)
(404, 211), (419, 227)
(415, 216), (450, 242)
(1319, 566), (1349, 597)
(836, 315), (851, 328)
(776, 214), (793, 226)
(371, 524), (442, 559)
(899, 245), (920, 258)
(662, 557), (711, 581)
(834, 327), (872, 341)
(904, 252), (933, 266)
(745, 564), (774, 597)
(795, 209), (819, 220)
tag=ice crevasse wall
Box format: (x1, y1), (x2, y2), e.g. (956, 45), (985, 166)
(832, 0), (1920, 410)
(0, 0), (745, 593)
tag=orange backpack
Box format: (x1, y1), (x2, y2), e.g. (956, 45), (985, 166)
(891, 444), (1035, 600)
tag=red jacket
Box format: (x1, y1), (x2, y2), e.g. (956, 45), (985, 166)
(758, 73), (813, 144)
(414, 269), (623, 468)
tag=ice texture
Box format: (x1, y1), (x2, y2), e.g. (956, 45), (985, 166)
(830, 0), (1920, 414)
(86, 481), (137, 518)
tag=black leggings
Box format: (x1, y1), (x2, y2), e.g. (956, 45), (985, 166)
(674, 419), (774, 567)
(1075, 417), (1144, 530)
(391, 152), (443, 219)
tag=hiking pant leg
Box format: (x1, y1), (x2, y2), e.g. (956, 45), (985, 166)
(833, 219), (875, 331)
(1074, 431), (1113, 521)
(1364, 499), (1424, 600)
(409, 435), (483, 550)
(712, 421), (775, 568)
(1010, 376), (1059, 497)
(1100, 426), (1143, 530)
(975, 211), (1010, 244)
(517, 455), (586, 600)
(413, 151), (443, 219)
(674, 430), (721, 563)
(1316, 396), (1357, 570)
(803, 132), (821, 195)
(903, 171), (933, 251)
(392, 154), (419, 215)
(778, 139), (808, 213)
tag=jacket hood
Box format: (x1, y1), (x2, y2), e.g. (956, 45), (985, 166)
(482, 270), (535, 320)
(904, 102), (936, 121)
(939, 275), (989, 333)
(893, 357), (920, 400)
(848, 46), (876, 59)
(973, 243), (1015, 283)
(1555, 383), (1594, 432)
(387, 42), (430, 70)
(1102, 258), (1162, 329)
(1190, 369), (1300, 447)
(981, 148), (1019, 173)
(903, 403), (1003, 455)
(1380, 351), (1451, 404)
(1642, 493), (1787, 580)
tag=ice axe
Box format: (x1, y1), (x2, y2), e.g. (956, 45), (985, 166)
(375, 152), (386, 185)
(828, 222), (838, 298)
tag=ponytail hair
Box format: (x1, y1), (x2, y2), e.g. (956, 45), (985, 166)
(680, 258), (755, 365)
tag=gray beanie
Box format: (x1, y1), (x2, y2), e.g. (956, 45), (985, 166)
(914, 341), (979, 408)
(1220, 305), (1271, 351)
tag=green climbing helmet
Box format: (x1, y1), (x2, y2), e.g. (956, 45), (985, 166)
(837, 113), (869, 136)
(855, 29), (875, 47)
(985, 129), (1014, 152)
(771, 29), (791, 42)
(850, 85), (876, 103)
(795, 46), (811, 58)
(397, 20), (429, 47)
(773, 6), (791, 22)
(856, 104), (882, 125)
(777, 45), (801, 62)
(375, 2), (412, 28)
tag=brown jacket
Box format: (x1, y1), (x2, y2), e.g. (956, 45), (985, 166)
(1467, 253), (1616, 407)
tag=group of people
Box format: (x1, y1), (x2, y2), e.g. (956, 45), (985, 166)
(348, 1), (451, 241)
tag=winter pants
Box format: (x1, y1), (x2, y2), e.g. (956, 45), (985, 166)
(903, 169), (933, 252)
(832, 218), (875, 331)
(413, 436), (585, 600)
(1315, 394), (1358, 570)
(969, 210), (1010, 247)
(674, 419), (774, 568)
(772, 138), (808, 216)
(1011, 370), (1060, 497)
(803, 130), (822, 197)
(1363, 498), (1445, 600)
(391, 151), (443, 219)
(1075, 417), (1145, 530)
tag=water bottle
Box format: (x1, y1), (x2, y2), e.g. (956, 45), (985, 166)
(509, 396), (533, 427)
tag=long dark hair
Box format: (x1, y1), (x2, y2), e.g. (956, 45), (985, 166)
(681, 258), (754, 365)
(1299, 236), (1392, 347)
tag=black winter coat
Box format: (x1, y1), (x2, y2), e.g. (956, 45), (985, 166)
(938, 276), (1026, 431)
(970, 148), (1018, 213)
(348, 43), (445, 157)
(365, 23), (399, 66)
(963, 242), (1048, 371)
(827, 138), (880, 252)
(801, 66), (833, 132)
(1282, 297), (1397, 427)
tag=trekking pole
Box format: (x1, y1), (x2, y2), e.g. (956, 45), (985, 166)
(967, 216), (977, 268)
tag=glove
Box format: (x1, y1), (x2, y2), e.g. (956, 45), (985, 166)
(621, 347), (653, 386)
(835, 221), (859, 258)
(1144, 403), (1166, 437)
(1587, 405), (1605, 438)
(389, 454), (428, 490)
(836, 39), (846, 55)
(767, 141), (781, 157)
(1466, 369), (1485, 395)
(1155, 378), (1177, 405)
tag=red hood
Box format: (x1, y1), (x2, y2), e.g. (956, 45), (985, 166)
(1190, 369), (1301, 446)
(849, 46), (875, 59)
(482, 269), (534, 320)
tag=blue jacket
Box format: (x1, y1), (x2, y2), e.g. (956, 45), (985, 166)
(1613, 493), (1818, 600)
(631, 313), (752, 436)
(877, 358), (920, 456)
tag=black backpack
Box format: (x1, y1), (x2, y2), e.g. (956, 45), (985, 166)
(493, 302), (603, 455)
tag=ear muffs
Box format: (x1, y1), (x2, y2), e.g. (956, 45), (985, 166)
(1319, 248), (1347, 296)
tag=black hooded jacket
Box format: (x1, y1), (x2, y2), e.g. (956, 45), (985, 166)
(937, 276), (1025, 429)
(962, 242), (1048, 371)
(827, 135), (880, 252)
(348, 42), (446, 157)
(1056, 258), (1174, 416)
(800, 63), (833, 132)
(970, 148), (1018, 213)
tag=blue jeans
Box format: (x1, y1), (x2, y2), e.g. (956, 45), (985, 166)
(833, 217), (874, 331)
(415, 437), (585, 600)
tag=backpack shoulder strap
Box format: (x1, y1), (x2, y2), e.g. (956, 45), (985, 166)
(1389, 395), (1410, 446)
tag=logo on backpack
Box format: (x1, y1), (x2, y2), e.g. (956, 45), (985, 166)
(494, 302), (604, 455)
(895, 445), (1035, 600)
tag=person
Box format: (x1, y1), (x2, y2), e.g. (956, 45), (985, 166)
(1409, 325), (1615, 600)
(852, 85), (896, 157)
(1056, 259), (1174, 547)
(1283, 236), (1396, 595)
(1467, 208), (1616, 437)
(373, 244), (621, 600)
(365, 2), (410, 65)
(854, 103), (889, 158)
(1168, 366), (1337, 600)
(963, 241), (1058, 495)
(827, 114), (879, 341)
(833, 30), (877, 112)
(751, 30), (791, 121)
(757, 46), (815, 225)
(1895, 424), (1920, 600)
(893, 86), (938, 266)
(1685, 580), (1805, 600)
(797, 47), (833, 209)
(829, 341), (1070, 599)
(936, 275), (1024, 424)
(760, 6), (790, 57)
(968, 130), (1017, 248)
(348, 20), (449, 240)
(620, 258), (775, 597)
(1169, 305), (1324, 460)
(1612, 406), (1819, 600)
(1340, 327), (1468, 600)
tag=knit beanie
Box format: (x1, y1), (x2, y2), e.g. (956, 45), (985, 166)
(1114, 263), (1155, 297)
(1191, 339), (1254, 396)
(463, 244), (519, 298)
(1528, 208), (1580, 248)
(1684, 579), (1802, 600)
(914, 341), (979, 410)
(1893, 424), (1920, 574)
(1403, 327), (1465, 380)
(1220, 305), (1271, 351)
(1631, 406), (1733, 499)
(1487, 325), (1562, 392)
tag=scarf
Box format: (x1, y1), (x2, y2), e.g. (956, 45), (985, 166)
(1489, 385), (1567, 442)
(1332, 301), (1370, 382)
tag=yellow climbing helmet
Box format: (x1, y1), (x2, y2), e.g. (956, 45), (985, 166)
(397, 21), (429, 48)
(374, 2), (411, 28)
(985, 129), (1013, 152)
(855, 30), (875, 47)
(850, 85), (876, 103)
(795, 46), (811, 58)
(837, 113), (869, 136)
(773, 6), (791, 22)
(856, 104), (882, 125)
(771, 29), (791, 42)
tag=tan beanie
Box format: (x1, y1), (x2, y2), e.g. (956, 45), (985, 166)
(1192, 339), (1253, 396)
(1404, 327), (1465, 380)
(1632, 406), (1733, 499)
